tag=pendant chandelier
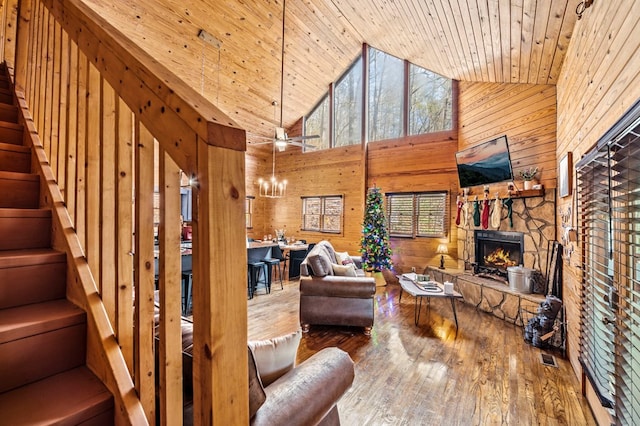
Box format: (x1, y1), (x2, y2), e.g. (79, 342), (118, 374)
(258, 144), (287, 198)
(257, 0), (289, 198)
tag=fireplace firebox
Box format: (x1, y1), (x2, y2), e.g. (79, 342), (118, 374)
(474, 230), (524, 278)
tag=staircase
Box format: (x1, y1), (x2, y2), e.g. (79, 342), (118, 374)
(0, 66), (114, 424)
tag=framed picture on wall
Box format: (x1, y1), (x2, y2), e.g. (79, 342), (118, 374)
(559, 152), (572, 198)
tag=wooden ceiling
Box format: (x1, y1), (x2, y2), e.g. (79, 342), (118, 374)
(82, 0), (581, 140)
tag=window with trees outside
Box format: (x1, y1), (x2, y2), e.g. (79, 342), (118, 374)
(302, 196), (343, 233)
(409, 63), (452, 134)
(305, 95), (330, 151)
(334, 57), (363, 147)
(369, 48), (403, 141)
(386, 192), (449, 238)
(303, 45), (453, 148)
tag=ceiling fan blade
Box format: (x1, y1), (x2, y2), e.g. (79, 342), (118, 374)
(286, 141), (317, 150)
(287, 134), (320, 142)
(248, 140), (275, 145)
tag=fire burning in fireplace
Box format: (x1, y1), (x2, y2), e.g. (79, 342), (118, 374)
(484, 248), (518, 268)
(474, 230), (525, 278)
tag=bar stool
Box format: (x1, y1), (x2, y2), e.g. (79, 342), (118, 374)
(261, 246), (284, 292)
(247, 260), (266, 298)
(182, 273), (193, 315)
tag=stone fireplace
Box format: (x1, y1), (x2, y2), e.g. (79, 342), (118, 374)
(474, 230), (524, 278)
(456, 191), (556, 273)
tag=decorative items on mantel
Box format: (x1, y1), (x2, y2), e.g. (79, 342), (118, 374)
(519, 166), (539, 190)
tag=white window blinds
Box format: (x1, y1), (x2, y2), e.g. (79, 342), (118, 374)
(387, 192), (448, 238)
(577, 101), (640, 424)
(302, 196), (343, 233)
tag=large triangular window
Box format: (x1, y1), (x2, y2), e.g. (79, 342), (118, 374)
(303, 45), (454, 151)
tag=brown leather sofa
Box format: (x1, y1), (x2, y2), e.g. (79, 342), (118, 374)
(250, 347), (354, 425)
(299, 241), (376, 335)
(155, 311), (355, 425)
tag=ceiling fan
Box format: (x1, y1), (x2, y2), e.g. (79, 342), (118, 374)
(248, 0), (319, 152)
(250, 108), (319, 151)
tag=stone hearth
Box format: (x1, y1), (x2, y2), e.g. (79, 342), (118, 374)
(426, 266), (545, 326)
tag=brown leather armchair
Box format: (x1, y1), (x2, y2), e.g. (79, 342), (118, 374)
(299, 241), (376, 335)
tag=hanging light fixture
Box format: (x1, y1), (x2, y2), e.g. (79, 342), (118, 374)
(257, 0), (289, 198)
(258, 144), (287, 198)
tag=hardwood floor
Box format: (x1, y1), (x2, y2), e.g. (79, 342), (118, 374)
(248, 279), (595, 425)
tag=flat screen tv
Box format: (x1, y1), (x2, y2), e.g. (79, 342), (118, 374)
(456, 135), (514, 188)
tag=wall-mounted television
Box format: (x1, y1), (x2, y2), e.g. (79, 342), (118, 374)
(455, 135), (514, 188)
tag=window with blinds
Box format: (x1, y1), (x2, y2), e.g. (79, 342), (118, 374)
(386, 192), (448, 238)
(577, 100), (640, 425)
(301, 196), (343, 233)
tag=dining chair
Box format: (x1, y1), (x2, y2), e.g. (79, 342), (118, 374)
(288, 249), (308, 280)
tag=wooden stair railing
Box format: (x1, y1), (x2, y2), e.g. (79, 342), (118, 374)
(0, 64), (115, 424)
(5, 0), (249, 424)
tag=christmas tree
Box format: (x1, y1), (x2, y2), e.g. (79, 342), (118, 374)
(360, 186), (393, 272)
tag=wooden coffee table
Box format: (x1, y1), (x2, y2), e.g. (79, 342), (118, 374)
(398, 274), (463, 330)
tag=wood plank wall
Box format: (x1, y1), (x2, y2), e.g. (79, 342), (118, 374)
(556, 2), (640, 424)
(245, 145), (270, 239)
(367, 133), (459, 272)
(459, 81), (557, 192)
(248, 143), (366, 254)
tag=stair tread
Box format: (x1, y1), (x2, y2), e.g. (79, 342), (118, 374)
(0, 208), (50, 218)
(0, 299), (85, 344)
(0, 119), (22, 130)
(0, 248), (65, 268)
(0, 170), (38, 181)
(0, 366), (113, 425)
(0, 141), (29, 153)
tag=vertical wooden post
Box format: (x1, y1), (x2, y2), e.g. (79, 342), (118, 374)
(192, 141), (248, 425)
(75, 50), (87, 246)
(65, 40), (78, 221)
(101, 78), (117, 326)
(49, 20), (61, 177)
(2, 0), (20, 68)
(158, 148), (183, 425)
(116, 97), (134, 374)
(42, 11), (53, 158)
(35, 7), (47, 135)
(27, 0), (41, 108)
(134, 120), (156, 424)
(14, 0), (33, 94)
(85, 61), (100, 288)
(57, 30), (69, 194)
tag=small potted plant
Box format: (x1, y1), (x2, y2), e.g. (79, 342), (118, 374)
(519, 167), (538, 190)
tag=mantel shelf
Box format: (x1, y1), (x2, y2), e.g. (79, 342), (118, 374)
(458, 188), (545, 201)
